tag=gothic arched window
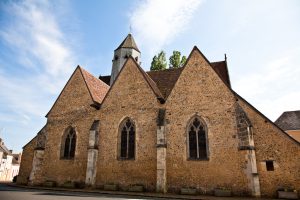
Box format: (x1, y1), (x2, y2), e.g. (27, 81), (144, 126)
(119, 118), (135, 159)
(61, 127), (76, 159)
(187, 117), (208, 160)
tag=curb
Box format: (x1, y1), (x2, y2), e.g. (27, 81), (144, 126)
(6, 183), (206, 200)
(6, 183), (276, 200)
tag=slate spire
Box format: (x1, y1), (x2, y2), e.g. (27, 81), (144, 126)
(110, 34), (141, 85)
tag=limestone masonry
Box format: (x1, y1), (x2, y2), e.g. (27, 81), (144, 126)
(17, 34), (300, 198)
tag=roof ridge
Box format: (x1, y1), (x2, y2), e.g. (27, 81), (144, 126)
(100, 56), (165, 106)
(129, 56), (164, 102)
(79, 66), (110, 105)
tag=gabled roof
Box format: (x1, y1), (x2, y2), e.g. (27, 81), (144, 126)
(79, 67), (110, 104)
(100, 56), (165, 106)
(147, 68), (184, 98)
(46, 66), (109, 117)
(115, 34), (140, 52)
(99, 60), (230, 99)
(211, 61), (231, 87)
(275, 110), (300, 131)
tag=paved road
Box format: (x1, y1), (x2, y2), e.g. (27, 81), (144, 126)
(0, 183), (159, 200)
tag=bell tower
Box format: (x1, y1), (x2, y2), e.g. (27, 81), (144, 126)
(110, 34), (141, 85)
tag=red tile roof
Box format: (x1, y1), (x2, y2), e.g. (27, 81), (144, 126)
(99, 60), (230, 99)
(80, 67), (109, 104)
(147, 67), (184, 98)
(211, 61), (231, 87)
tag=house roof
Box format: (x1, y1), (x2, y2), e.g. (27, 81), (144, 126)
(0, 140), (11, 155)
(275, 110), (300, 131)
(115, 34), (140, 52)
(135, 60), (164, 101)
(99, 60), (230, 99)
(147, 67), (184, 98)
(211, 61), (231, 87)
(80, 67), (110, 104)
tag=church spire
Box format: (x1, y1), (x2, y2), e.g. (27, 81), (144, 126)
(110, 34), (141, 85)
(115, 34), (140, 53)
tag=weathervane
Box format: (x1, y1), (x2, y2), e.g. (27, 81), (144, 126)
(129, 24), (132, 34)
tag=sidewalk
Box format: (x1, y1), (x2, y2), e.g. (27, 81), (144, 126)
(7, 183), (277, 200)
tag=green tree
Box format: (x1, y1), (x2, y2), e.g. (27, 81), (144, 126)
(180, 55), (187, 67)
(150, 51), (167, 71)
(169, 51), (186, 68)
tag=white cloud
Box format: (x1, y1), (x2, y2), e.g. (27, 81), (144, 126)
(0, 0), (77, 122)
(1, 0), (74, 77)
(234, 48), (300, 121)
(130, 0), (203, 54)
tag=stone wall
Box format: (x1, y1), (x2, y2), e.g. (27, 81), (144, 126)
(18, 48), (300, 197)
(41, 68), (98, 186)
(17, 137), (36, 185)
(286, 130), (300, 143)
(238, 97), (300, 197)
(96, 58), (160, 191)
(164, 48), (250, 195)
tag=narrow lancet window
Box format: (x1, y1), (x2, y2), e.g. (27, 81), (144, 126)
(119, 118), (135, 159)
(62, 127), (76, 159)
(188, 117), (208, 160)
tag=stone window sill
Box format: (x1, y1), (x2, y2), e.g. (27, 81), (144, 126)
(60, 157), (75, 160)
(187, 158), (209, 161)
(118, 157), (135, 161)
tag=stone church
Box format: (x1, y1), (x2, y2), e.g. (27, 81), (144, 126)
(17, 34), (300, 197)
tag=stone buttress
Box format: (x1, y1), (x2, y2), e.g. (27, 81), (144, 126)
(156, 108), (167, 193)
(29, 128), (47, 185)
(85, 120), (100, 186)
(235, 102), (261, 197)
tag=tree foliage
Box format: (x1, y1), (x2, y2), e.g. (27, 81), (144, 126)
(180, 56), (187, 67)
(150, 51), (167, 71)
(169, 51), (186, 68)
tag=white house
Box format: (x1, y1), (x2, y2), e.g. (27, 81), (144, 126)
(0, 138), (21, 181)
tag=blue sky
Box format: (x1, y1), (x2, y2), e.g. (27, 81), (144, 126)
(0, 0), (299, 152)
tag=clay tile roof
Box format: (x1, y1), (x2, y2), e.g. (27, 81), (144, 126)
(147, 67), (184, 98)
(99, 60), (230, 99)
(275, 110), (300, 130)
(98, 75), (111, 85)
(211, 61), (231, 87)
(80, 67), (110, 104)
(115, 34), (140, 52)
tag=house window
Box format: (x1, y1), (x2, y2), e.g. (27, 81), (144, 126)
(61, 127), (76, 159)
(187, 117), (208, 160)
(266, 160), (274, 171)
(119, 118), (135, 159)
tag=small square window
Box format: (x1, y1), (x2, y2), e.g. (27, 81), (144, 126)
(266, 160), (274, 171)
